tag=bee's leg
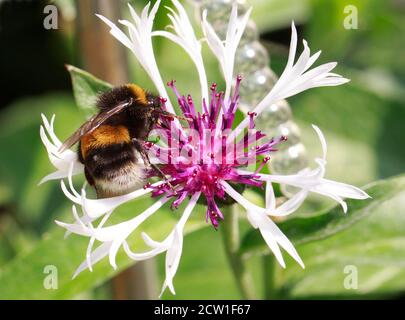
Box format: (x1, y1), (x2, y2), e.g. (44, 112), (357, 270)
(132, 138), (176, 193)
(150, 162), (177, 193)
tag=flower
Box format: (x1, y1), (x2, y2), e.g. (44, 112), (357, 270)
(40, 0), (370, 296)
(39, 114), (83, 185)
(145, 77), (290, 229)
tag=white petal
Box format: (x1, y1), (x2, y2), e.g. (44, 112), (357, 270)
(233, 7), (252, 51)
(107, 196), (170, 269)
(202, 3), (251, 103)
(221, 181), (264, 213)
(123, 239), (168, 260)
(96, 14), (134, 50)
(162, 229), (183, 295)
(86, 210), (113, 272)
(313, 185), (348, 213)
(160, 192), (200, 295)
(229, 24), (348, 141)
(312, 124), (327, 160)
(246, 210), (285, 268)
(80, 181), (164, 218)
(201, 10), (224, 59)
(225, 4), (238, 44)
(39, 114), (83, 183)
(73, 242), (113, 279)
(60, 180), (81, 205)
(41, 114), (62, 146)
(141, 231), (168, 248)
(261, 212), (304, 268)
(319, 179), (370, 199)
(57, 196), (170, 272)
(269, 189), (308, 217)
(287, 39), (311, 81)
(265, 181), (276, 211)
(128, 3), (141, 26)
(247, 209), (305, 268)
(285, 22), (297, 71)
(282, 62), (337, 97)
(305, 50), (322, 71)
(39, 170), (69, 185)
(55, 220), (91, 237)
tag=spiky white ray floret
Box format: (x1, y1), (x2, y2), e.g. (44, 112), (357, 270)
(229, 22), (350, 141)
(39, 114), (83, 184)
(152, 0), (209, 105)
(238, 125), (370, 214)
(201, 4), (252, 103)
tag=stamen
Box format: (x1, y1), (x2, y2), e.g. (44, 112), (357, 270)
(153, 78), (290, 228)
(247, 111), (257, 129)
(255, 156), (271, 174)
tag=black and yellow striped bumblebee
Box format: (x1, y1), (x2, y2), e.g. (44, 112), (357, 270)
(59, 84), (176, 198)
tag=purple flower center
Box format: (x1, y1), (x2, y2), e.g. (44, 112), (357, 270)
(145, 76), (285, 228)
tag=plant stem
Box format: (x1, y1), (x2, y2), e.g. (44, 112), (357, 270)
(262, 255), (276, 299)
(221, 205), (256, 299)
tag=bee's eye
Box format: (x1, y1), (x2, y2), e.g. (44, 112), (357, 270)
(152, 97), (161, 108)
(147, 95), (162, 108)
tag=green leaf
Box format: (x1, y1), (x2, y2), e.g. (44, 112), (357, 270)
(282, 188), (405, 298)
(66, 64), (112, 117)
(240, 175), (405, 257)
(0, 198), (208, 299)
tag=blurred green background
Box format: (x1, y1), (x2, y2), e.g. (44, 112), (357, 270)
(0, 0), (404, 299)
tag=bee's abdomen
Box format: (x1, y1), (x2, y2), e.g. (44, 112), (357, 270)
(80, 125), (145, 197)
(80, 125), (131, 159)
(84, 143), (134, 177)
(84, 143), (145, 197)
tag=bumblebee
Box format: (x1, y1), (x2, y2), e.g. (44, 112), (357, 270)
(59, 84), (174, 198)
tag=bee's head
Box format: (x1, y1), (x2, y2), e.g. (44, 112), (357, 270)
(146, 93), (188, 122)
(147, 94), (162, 110)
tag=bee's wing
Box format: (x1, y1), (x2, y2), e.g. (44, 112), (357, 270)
(58, 99), (132, 153)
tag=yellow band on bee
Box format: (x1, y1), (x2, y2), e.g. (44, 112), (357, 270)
(80, 125), (131, 158)
(126, 84), (148, 105)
